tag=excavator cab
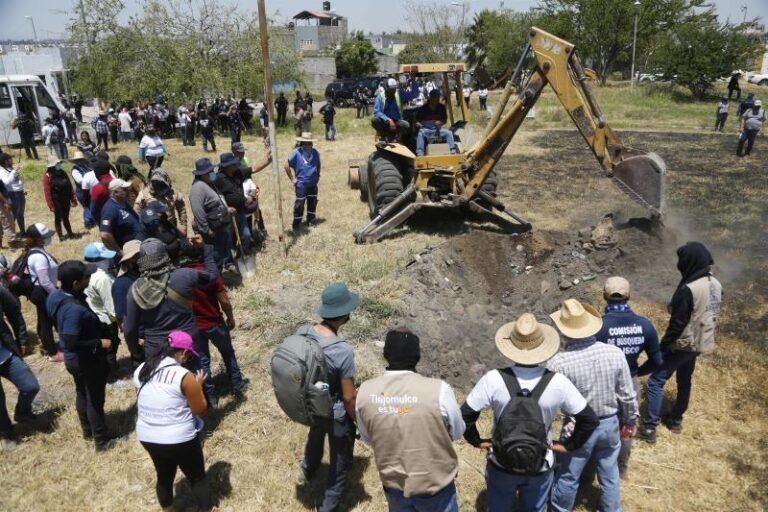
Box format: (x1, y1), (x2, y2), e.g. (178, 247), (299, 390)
(349, 27), (666, 244)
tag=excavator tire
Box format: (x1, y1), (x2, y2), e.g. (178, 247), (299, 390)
(370, 153), (405, 217)
(358, 163), (369, 202)
(474, 171), (498, 209)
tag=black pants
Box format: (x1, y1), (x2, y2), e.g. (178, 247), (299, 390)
(146, 156), (164, 176)
(52, 195), (74, 238)
(277, 110), (287, 126)
(96, 132), (109, 151)
(728, 87), (740, 100)
(715, 113), (728, 131)
(737, 129), (758, 156)
(293, 183), (318, 230)
(109, 125), (118, 145)
(99, 322), (121, 382)
(303, 416), (355, 512)
(21, 137), (39, 159)
(65, 352), (109, 445)
(371, 117), (410, 143)
(30, 286), (56, 356)
(479, 97), (487, 110)
(141, 438), (207, 508)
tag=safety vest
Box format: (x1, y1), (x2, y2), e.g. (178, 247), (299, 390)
(379, 91), (402, 116)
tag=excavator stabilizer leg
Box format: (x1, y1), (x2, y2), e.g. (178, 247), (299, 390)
(612, 152), (666, 217)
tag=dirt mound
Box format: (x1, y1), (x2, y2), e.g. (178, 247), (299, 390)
(398, 218), (680, 390)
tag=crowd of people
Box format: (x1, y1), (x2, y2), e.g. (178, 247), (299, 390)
(714, 92), (766, 157)
(287, 241), (721, 512)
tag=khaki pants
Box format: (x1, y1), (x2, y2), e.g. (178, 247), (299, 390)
(0, 202), (16, 243)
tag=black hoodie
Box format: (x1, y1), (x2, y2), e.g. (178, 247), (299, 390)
(661, 242), (714, 347)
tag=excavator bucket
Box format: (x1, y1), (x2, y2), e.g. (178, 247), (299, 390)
(612, 151), (666, 217)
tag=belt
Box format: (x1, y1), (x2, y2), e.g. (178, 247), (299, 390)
(598, 413), (618, 420)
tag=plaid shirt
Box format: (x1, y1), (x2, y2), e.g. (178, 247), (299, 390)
(547, 337), (638, 424)
(91, 118), (109, 134)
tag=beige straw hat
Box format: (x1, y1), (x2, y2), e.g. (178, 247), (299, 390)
(495, 313), (561, 365)
(70, 151), (87, 162)
(549, 299), (603, 339)
(296, 132), (314, 143)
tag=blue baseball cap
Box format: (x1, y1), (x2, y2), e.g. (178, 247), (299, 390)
(140, 201), (169, 225)
(84, 242), (117, 262)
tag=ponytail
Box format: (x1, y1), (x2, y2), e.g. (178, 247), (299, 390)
(138, 343), (174, 383)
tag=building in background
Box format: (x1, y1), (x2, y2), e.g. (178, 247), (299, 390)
(292, 2), (348, 54)
(364, 33), (408, 56)
(0, 42), (82, 101)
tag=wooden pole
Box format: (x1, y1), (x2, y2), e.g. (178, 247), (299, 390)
(257, 0), (287, 256)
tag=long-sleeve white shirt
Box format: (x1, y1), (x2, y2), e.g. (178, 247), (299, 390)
(356, 370), (465, 445)
(85, 267), (116, 324)
(0, 165), (23, 192)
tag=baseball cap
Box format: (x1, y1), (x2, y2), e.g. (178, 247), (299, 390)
(231, 142), (246, 153)
(756, 100), (763, 107)
(387, 78), (398, 89)
(57, 260), (98, 289)
(604, 276), (630, 300)
(428, 89), (441, 98)
(108, 178), (131, 191)
(25, 223), (54, 240)
(168, 331), (199, 357)
(140, 202), (169, 225)
(84, 242), (117, 262)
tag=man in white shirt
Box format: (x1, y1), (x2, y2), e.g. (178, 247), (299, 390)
(478, 87), (489, 110)
(461, 313), (599, 512)
(356, 328), (465, 511)
(118, 108), (133, 142)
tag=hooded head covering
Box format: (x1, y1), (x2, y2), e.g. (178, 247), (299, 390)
(676, 241), (713, 286)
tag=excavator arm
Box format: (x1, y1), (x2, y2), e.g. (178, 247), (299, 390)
(462, 27), (665, 217)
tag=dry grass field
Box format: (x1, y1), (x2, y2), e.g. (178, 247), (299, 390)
(0, 82), (766, 511)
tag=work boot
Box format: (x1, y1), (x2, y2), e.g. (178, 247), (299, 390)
(95, 435), (127, 452)
(636, 427), (656, 444)
(662, 415), (683, 433)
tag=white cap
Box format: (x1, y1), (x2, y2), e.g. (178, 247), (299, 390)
(387, 78), (398, 89)
(755, 100), (762, 107)
(108, 178), (132, 191)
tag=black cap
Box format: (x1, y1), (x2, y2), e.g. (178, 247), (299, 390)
(57, 260), (97, 290)
(383, 328), (421, 371)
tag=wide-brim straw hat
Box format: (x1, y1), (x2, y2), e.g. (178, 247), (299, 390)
(296, 132), (314, 143)
(495, 313), (561, 365)
(550, 299), (603, 339)
(70, 151), (87, 162)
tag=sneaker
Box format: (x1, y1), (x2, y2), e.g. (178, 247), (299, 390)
(233, 379), (250, 399)
(13, 411), (36, 423)
(48, 352), (64, 363)
(95, 435), (127, 452)
(296, 467), (310, 486)
(662, 416), (683, 433)
(636, 427), (657, 444)
(0, 435), (17, 452)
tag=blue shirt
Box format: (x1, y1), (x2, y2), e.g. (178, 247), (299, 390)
(374, 88), (421, 122)
(46, 290), (102, 361)
(307, 325), (356, 419)
(595, 304), (662, 376)
(100, 198), (144, 247)
(111, 272), (138, 321)
(287, 148), (321, 186)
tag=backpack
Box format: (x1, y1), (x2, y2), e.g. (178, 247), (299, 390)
(48, 126), (60, 144)
(270, 325), (342, 426)
(491, 368), (555, 475)
(9, 248), (48, 298)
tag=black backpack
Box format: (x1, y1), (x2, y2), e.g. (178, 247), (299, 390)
(9, 249), (49, 298)
(491, 368), (555, 475)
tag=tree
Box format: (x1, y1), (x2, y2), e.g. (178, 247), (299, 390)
(398, 0), (465, 64)
(335, 32), (378, 78)
(537, 0), (706, 84)
(647, 15), (759, 98)
(464, 9), (539, 79)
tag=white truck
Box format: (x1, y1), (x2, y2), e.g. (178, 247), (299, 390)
(0, 74), (66, 146)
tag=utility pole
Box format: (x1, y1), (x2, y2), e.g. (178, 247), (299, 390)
(257, 0), (287, 256)
(630, 0), (641, 91)
(24, 16), (39, 43)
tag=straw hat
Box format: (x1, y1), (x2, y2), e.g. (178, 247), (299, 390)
(70, 151), (87, 162)
(296, 132), (314, 143)
(495, 313), (561, 365)
(550, 299), (603, 339)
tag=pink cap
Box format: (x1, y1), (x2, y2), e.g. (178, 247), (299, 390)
(167, 331), (199, 357)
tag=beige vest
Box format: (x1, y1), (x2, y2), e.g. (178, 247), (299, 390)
(358, 372), (458, 497)
(674, 275), (722, 353)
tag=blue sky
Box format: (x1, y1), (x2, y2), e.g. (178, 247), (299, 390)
(1, 0), (766, 40)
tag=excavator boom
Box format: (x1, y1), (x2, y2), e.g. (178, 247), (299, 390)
(463, 27), (665, 217)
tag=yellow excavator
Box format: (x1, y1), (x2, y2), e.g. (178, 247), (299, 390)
(348, 27), (666, 244)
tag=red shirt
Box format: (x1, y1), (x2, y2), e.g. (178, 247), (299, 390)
(188, 262), (225, 330)
(90, 175), (113, 220)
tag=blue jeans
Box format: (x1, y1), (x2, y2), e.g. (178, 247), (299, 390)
(416, 126), (456, 156)
(644, 350), (698, 429)
(551, 415), (622, 512)
(203, 226), (233, 270)
(235, 212), (253, 253)
(199, 325), (245, 392)
(8, 190), (25, 232)
(76, 188), (94, 226)
(486, 462), (553, 512)
(0, 354), (40, 434)
(303, 416), (355, 512)
(325, 123), (336, 140)
(383, 481), (459, 512)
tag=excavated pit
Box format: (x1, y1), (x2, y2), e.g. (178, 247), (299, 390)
(397, 219), (680, 390)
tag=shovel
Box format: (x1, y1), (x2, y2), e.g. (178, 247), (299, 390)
(231, 216), (256, 278)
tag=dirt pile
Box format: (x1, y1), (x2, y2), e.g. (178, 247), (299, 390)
(398, 218), (680, 390)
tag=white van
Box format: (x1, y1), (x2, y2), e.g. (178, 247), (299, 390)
(0, 74), (66, 146)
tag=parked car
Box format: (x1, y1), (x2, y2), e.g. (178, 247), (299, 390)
(747, 73), (768, 87)
(324, 79), (359, 107)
